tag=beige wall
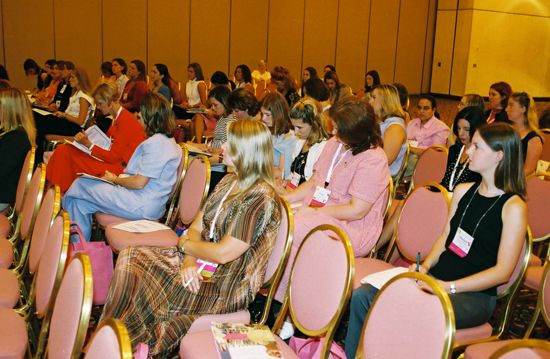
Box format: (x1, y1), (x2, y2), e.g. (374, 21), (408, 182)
(432, 0), (550, 97)
(2, 0), (436, 95)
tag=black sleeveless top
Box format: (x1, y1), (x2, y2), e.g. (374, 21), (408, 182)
(290, 150), (309, 185)
(430, 183), (515, 296)
(521, 131), (543, 162)
(440, 143), (481, 191)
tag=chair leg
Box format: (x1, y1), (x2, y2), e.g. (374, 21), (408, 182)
(523, 305), (541, 338)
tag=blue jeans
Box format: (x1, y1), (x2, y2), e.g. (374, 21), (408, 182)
(344, 284), (496, 358)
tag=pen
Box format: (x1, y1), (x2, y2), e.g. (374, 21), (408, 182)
(416, 252), (421, 272)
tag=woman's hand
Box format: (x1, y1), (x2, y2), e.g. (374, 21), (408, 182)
(408, 263), (428, 274)
(102, 171), (118, 183)
(180, 258), (202, 293)
(74, 131), (92, 148)
(293, 205), (316, 216)
(54, 111), (64, 118)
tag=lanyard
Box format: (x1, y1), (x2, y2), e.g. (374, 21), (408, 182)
(449, 145), (469, 191)
(325, 143), (349, 187)
(457, 184), (503, 237)
(209, 181), (237, 240)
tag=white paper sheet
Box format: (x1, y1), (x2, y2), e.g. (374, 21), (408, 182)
(111, 220), (171, 233)
(360, 267), (408, 289)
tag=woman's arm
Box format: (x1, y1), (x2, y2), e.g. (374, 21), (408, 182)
(383, 124), (406, 166)
(283, 178), (315, 203)
(102, 170), (149, 189)
(190, 82), (208, 108)
(524, 136), (543, 176)
(57, 97), (90, 126)
(437, 195), (527, 293)
(294, 195), (373, 221)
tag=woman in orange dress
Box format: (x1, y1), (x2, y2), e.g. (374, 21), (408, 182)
(46, 82), (145, 192)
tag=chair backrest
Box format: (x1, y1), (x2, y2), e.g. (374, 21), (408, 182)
(359, 272), (455, 359)
(279, 224), (354, 358)
(489, 339), (550, 359)
(35, 211), (70, 318)
(540, 129), (550, 162)
(525, 175), (550, 241)
(178, 155), (211, 225)
(14, 147), (35, 215)
(257, 197), (293, 325)
(47, 252), (93, 359)
(383, 176), (394, 222)
(412, 145), (448, 190)
(164, 144), (190, 226)
(386, 183), (450, 263)
(19, 164), (46, 240)
(28, 186), (61, 274)
(539, 260), (550, 329)
(392, 142), (410, 194)
(84, 318), (132, 359)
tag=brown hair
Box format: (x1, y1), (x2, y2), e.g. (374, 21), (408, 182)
(139, 92), (175, 137)
(289, 98), (328, 146)
(261, 92), (291, 136)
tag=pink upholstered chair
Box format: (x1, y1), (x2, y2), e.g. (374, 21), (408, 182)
(392, 142), (410, 195)
(354, 183), (450, 289)
(540, 129), (550, 163)
(0, 308), (28, 359)
(357, 272), (455, 359)
(524, 175), (550, 269)
(453, 234), (532, 353)
(179, 223), (352, 359)
(84, 318), (132, 359)
(0, 164), (46, 270)
(409, 145), (448, 193)
(0, 147), (35, 236)
(104, 155), (211, 252)
(46, 252), (93, 358)
(94, 144), (190, 229)
(464, 260), (550, 359)
(488, 339), (550, 358)
(184, 197), (294, 335)
(0, 186), (60, 309)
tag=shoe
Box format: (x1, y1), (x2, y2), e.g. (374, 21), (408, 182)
(133, 343), (149, 359)
(278, 321), (295, 340)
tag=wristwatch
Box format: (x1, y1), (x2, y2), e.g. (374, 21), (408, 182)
(450, 282), (456, 295)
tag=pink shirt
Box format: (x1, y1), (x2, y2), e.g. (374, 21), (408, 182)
(304, 137), (389, 255)
(406, 116), (450, 148)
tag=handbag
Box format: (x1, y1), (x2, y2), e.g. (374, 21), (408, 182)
(68, 222), (114, 305)
(289, 336), (347, 359)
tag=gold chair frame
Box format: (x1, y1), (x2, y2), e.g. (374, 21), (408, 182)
(7, 147), (36, 221)
(489, 339), (550, 358)
(524, 259), (550, 338)
(85, 317), (133, 359)
(356, 271), (456, 359)
(408, 144), (449, 195)
(164, 143), (190, 227)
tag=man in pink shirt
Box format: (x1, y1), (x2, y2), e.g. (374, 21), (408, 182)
(407, 94), (450, 154)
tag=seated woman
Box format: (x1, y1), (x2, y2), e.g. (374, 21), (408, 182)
(261, 92), (297, 180)
(271, 66), (300, 107)
(485, 81), (512, 124)
(228, 88), (260, 121)
(120, 59), (148, 112)
(100, 119), (281, 357)
(363, 69), (381, 97)
(369, 84), (407, 178)
(35, 67), (94, 163)
(46, 82), (146, 192)
(458, 93), (485, 113)
(173, 62), (208, 119)
(94, 61), (115, 89)
(111, 58), (129, 98)
(33, 60), (61, 105)
(299, 66), (318, 97)
(234, 64), (254, 94)
(0, 88), (35, 211)
(506, 92), (543, 176)
(149, 63), (182, 106)
(23, 58), (48, 91)
(344, 122), (528, 358)
(324, 70), (352, 105)
(285, 98), (328, 188)
(62, 93), (182, 241)
(275, 97), (389, 303)
(303, 77), (332, 133)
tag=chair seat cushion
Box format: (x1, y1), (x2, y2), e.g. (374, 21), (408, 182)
(528, 254), (542, 267)
(94, 213), (129, 228)
(0, 308), (28, 359)
(0, 269), (20, 308)
(455, 323), (493, 343)
(524, 266), (544, 291)
(104, 227), (178, 252)
(0, 238), (13, 269)
(0, 215), (10, 238)
(353, 257), (395, 289)
(187, 311), (250, 334)
(464, 339), (515, 359)
(179, 329), (297, 359)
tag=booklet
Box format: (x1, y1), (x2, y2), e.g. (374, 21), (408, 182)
(186, 108), (207, 114)
(185, 142), (212, 157)
(360, 267), (408, 289)
(32, 108), (53, 116)
(111, 220), (171, 233)
(77, 173), (115, 185)
(69, 125), (112, 156)
(211, 322), (282, 359)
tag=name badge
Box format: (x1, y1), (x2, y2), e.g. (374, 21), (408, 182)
(55, 100), (61, 109)
(448, 227), (474, 258)
(408, 139), (419, 148)
(196, 258), (218, 281)
(123, 93), (128, 101)
(309, 186), (330, 207)
(287, 172), (300, 190)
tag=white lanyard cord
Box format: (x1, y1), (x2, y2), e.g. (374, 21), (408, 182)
(209, 181), (237, 240)
(457, 184), (503, 238)
(449, 145), (469, 191)
(325, 143), (349, 187)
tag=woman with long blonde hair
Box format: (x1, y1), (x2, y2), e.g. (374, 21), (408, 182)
(101, 119), (281, 357)
(0, 88), (36, 210)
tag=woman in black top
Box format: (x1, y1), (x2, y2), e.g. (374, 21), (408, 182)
(0, 88), (36, 211)
(345, 123), (527, 358)
(440, 106), (484, 191)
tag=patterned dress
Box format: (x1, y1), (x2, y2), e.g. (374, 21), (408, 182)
(100, 175), (281, 356)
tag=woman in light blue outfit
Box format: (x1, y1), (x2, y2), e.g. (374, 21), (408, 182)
(369, 84), (407, 177)
(260, 92), (297, 179)
(63, 93), (182, 241)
